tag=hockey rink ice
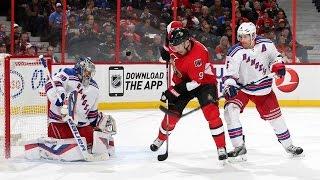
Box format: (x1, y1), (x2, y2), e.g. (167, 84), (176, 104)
(1, 107), (320, 180)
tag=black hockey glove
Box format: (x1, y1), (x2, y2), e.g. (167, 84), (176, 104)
(160, 83), (188, 103)
(160, 47), (170, 62)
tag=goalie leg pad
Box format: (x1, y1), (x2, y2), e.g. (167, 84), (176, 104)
(24, 137), (87, 161)
(92, 131), (115, 158)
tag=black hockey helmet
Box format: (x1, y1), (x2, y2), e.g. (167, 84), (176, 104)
(168, 28), (190, 46)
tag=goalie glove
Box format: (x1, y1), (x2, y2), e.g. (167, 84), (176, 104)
(96, 112), (117, 135)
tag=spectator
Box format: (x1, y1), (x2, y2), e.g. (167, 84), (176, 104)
(263, 27), (277, 43)
(215, 36), (230, 63)
(276, 33), (290, 55)
(0, 41), (7, 53)
(45, 45), (59, 63)
(282, 46), (301, 63)
(25, 43), (38, 56)
(122, 43), (142, 62)
(48, 3), (62, 46)
(140, 7), (157, 26)
(0, 23), (8, 43)
(67, 14), (80, 40)
(289, 40), (309, 63)
(80, 15), (100, 37)
(210, 0), (224, 19)
(199, 6), (216, 26)
(24, 0), (47, 37)
(17, 32), (30, 55)
(14, 23), (21, 37)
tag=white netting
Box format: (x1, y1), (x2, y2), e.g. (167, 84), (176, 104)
(0, 55), (48, 158)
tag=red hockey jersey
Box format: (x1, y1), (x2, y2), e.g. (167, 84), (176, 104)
(167, 39), (217, 85)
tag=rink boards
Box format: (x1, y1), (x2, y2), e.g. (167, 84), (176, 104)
(1, 62), (318, 112)
(52, 64), (320, 109)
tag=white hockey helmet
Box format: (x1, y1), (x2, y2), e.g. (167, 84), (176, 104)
(237, 22), (257, 42)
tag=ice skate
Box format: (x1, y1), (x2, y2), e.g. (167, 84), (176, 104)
(227, 144), (247, 162)
(217, 147), (228, 166)
(150, 138), (164, 152)
(285, 145), (303, 157)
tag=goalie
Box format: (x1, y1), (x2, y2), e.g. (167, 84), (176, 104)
(25, 57), (117, 161)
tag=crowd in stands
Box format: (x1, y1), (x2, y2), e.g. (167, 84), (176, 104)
(0, 0), (311, 63)
(314, 0), (320, 12)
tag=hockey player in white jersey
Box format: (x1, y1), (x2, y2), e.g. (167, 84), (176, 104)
(25, 57), (117, 161)
(223, 22), (303, 161)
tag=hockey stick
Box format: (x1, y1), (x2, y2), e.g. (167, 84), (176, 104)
(40, 55), (94, 161)
(157, 59), (170, 161)
(159, 73), (276, 118)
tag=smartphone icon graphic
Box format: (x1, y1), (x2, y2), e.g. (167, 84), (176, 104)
(109, 66), (124, 97)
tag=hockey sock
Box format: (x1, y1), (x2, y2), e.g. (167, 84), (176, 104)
(224, 103), (244, 147)
(158, 114), (180, 141)
(269, 116), (292, 148)
(202, 104), (226, 148)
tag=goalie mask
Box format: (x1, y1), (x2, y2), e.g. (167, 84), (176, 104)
(96, 112), (117, 135)
(74, 56), (96, 87)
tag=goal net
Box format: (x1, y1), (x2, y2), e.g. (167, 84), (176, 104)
(0, 55), (50, 158)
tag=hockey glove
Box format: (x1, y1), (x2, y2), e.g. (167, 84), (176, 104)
(271, 62), (286, 78)
(160, 83), (188, 103)
(160, 47), (170, 62)
(223, 85), (238, 99)
(223, 78), (238, 99)
(55, 93), (65, 107)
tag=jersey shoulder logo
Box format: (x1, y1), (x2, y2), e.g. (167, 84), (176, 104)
(194, 59), (202, 67)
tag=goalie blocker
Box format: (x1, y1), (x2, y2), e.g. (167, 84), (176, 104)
(24, 113), (117, 161)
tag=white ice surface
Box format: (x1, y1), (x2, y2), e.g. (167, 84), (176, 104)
(1, 108), (320, 180)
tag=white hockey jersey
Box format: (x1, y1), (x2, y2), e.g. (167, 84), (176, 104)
(223, 36), (281, 96)
(45, 68), (99, 127)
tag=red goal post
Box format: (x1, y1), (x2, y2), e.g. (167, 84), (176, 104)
(0, 55), (51, 159)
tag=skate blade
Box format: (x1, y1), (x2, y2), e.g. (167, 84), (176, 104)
(287, 153), (305, 159)
(228, 155), (247, 163)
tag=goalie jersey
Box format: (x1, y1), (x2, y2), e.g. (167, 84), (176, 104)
(223, 36), (281, 96)
(45, 68), (99, 127)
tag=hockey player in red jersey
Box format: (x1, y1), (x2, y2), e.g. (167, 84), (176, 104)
(223, 22), (303, 161)
(150, 25), (228, 162)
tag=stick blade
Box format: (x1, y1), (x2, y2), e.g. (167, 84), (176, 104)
(157, 152), (168, 161)
(159, 105), (175, 116)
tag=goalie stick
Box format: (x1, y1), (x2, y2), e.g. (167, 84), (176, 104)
(159, 73), (276, 120)
(40, 55), (95, 161)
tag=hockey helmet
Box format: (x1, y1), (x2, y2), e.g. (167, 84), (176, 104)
(168, 28), (191, 46)
(166, 21), (183, 34)
(237, 22), (257, 42)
